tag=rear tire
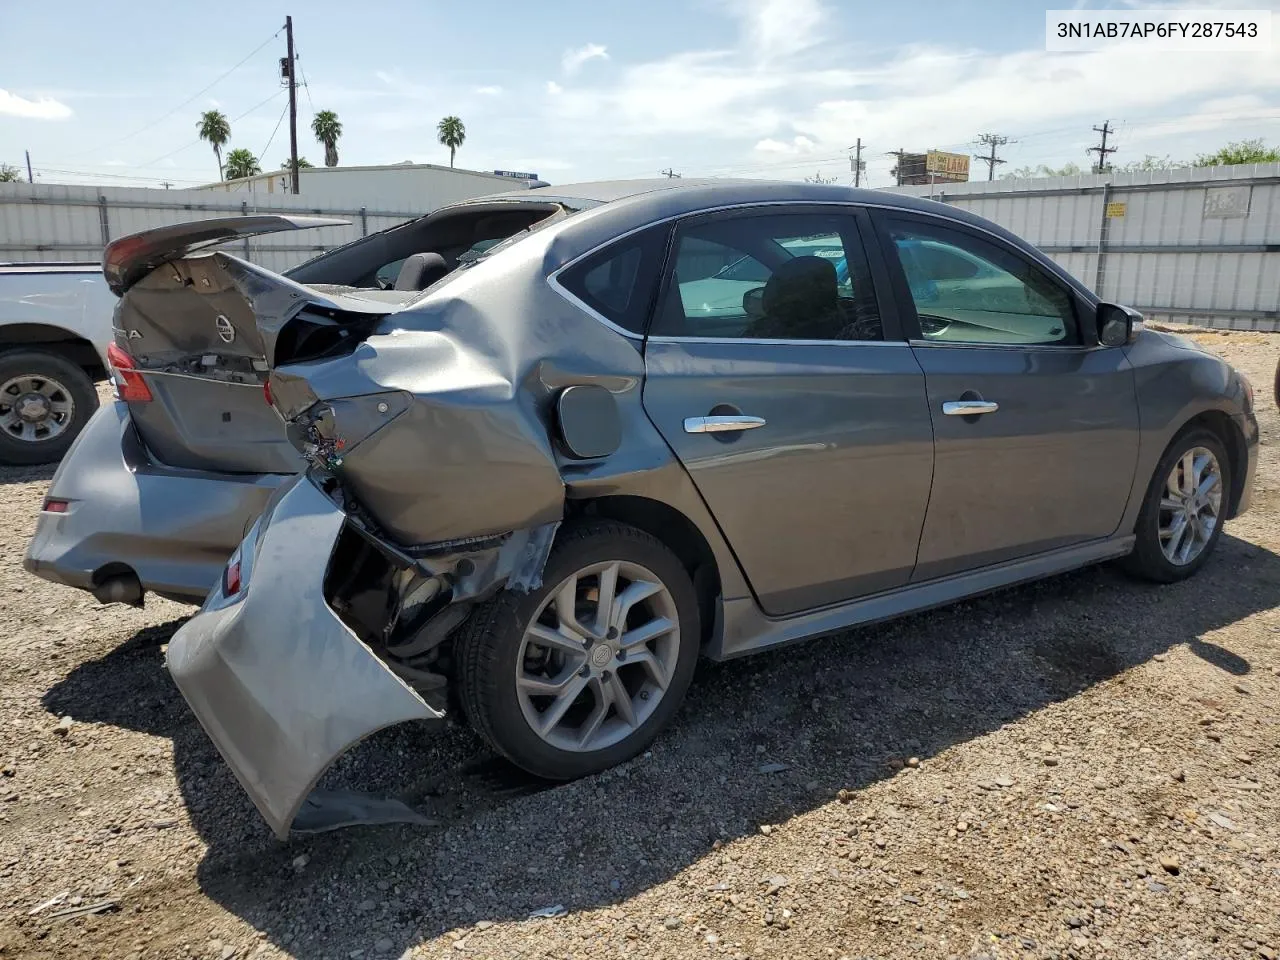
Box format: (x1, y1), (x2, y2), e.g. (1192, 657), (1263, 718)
(455, 520), (700, 780)
(0, 350), (98, 466)
(1122, 427), (1230, 583)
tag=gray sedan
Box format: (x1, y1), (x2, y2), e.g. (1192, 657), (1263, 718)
(25, 179), (1258, 838)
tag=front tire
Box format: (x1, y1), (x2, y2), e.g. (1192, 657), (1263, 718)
(1123, 427), (1230, 583)
(455, 520), (700, 780)
(0, 350), (99, 466)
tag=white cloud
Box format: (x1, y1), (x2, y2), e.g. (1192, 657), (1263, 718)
(754, 135), (816, 155)
(546, 80), (564, 95)
(0, 89), (72, 120)
(475, 85), (503, 96)
(734, 0), (826, 60)
(375, 70), (395, 85)
(562, 42), (609, 75)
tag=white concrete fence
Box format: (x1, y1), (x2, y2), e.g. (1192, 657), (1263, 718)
(888, 163), (1280, 333)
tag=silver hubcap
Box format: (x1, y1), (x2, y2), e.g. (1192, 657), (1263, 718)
(0, 375), (75, 444)
(1159, 446), (1223, 566)
(516, 560), (679, 753)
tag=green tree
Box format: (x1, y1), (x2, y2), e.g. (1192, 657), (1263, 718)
(0, 163), (23, 183)
(281, 156), (314, 171)
(1003, 162), (1083, 179)
(1116, 154), (1190, 172)
(223, 148), (262, 181)
(1194, 138), (1280, 167)
(311, 110), (343, 167)
(437, 116), (466, 168)
(196, 109), (231, 181)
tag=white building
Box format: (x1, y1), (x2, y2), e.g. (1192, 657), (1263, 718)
(194, 162), (541, 212)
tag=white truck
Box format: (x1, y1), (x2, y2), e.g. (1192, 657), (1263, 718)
(0, 262), (114, 465)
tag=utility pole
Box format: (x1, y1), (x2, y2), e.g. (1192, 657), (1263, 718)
(974, 133), (1008, 181)
(161, 181), (174, 190)
(849, 138), (865, 187)
(886, 148), (906, 186)
(285, 16), (300, 194)
(659, 168), (681, 178)
(24, 150), (33, 183)
(1087, 121), (1116, 174)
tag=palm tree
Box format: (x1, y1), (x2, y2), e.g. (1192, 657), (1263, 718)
(282, 156), (314, 171)
(311, 110), (343, 167)
(223, 149), (262, 181)
(437, 116), (466, 168)
(196, 110), (231, 181)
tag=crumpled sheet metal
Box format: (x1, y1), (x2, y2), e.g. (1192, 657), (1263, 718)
(166, 475), (443, 839)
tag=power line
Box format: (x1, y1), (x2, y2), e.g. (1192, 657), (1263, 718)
(63, 27), (283, 161)
(259, 100), (290, 164)
(974, 133), (1010, 181)
(135, 89), (286, 170)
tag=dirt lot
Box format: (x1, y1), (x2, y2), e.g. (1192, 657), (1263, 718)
(2, 332), (1279, 960)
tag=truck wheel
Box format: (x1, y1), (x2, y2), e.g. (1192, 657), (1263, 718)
(455, 520), (700, 780)
(0, 350), (99, 466)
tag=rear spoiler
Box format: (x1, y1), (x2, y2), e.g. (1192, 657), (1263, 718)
(102, 215), (349, 296)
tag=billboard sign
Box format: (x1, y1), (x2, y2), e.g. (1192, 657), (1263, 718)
(926, 150), (970, 180)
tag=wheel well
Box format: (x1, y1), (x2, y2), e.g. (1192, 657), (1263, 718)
(0, 324), (106, 380)
(568, 495), (721, 647)
(1176, 410), (1247, 519)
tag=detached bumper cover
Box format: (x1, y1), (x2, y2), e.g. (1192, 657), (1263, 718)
(166, 474), (442, 839)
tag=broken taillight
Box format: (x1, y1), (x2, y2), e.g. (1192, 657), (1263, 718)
(223, 558), (242, 596)
(106, 343), (153, 403)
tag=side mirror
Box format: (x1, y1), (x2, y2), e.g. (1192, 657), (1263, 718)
(1097, 302), (1143, 347)
(743, 287), (766, 320)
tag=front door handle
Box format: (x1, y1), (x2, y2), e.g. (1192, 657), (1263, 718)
(684, 415), (767, 434)
(942, 400), (999, 416)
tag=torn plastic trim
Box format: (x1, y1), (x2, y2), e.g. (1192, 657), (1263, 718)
(315, 470), (559, 697)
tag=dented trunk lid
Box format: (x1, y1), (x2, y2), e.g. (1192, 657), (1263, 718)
(106, 217), (405, 475)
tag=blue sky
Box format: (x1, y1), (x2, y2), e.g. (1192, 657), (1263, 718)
(2, 0), (1278, 189)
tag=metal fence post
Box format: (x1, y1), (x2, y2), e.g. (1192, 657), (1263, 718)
(1094, 182), (1111, 295)
(360, 206), (368, 237)
(97, 195), (110, 249)
(241, 199), (251, 260)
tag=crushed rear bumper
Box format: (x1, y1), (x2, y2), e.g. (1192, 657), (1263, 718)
(166, 473), (443, 839)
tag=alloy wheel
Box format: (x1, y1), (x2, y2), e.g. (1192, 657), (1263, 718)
(515, 560), (680, 753)
(1158, 445), (1223, 566)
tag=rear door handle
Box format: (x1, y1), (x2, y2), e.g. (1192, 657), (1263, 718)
(683, 415), (767, 434)
(942, 400), (999, 416)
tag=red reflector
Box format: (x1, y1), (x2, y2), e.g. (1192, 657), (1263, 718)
(263, 380), (273, 407)
(43, 498), (69, 514)
(223, 560), (242, 596)
(106, 343), (153, 403)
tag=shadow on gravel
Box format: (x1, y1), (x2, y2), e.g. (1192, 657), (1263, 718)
(0, 463), (56, 487)
(42, 532), (1280, 959)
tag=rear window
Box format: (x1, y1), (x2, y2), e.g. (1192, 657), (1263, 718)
(557, 225), (670, 335)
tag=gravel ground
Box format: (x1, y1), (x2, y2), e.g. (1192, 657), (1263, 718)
(2, 334), (1279, 960)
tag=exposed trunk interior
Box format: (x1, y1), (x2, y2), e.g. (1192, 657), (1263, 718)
(112, 201), (563, 475)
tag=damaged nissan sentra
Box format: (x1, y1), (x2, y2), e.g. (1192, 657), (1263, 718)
(90, 179), (1256, 838)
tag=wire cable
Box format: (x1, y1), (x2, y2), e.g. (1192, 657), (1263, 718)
(62, 28), (283, 161)
(258, 100), (291, 167)
(135, 89), (286, 170)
